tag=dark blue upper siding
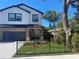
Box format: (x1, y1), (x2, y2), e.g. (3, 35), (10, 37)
(0, 24), (40, 28)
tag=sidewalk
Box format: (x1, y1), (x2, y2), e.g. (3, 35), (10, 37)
(13, 54), (79, 59)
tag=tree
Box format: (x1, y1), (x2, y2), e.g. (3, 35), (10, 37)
(51, 11), (59, 29)
(43, 10), (59, 42)
(62, 0), (79, 49)
(43, 10), (52, 30)
(43, 10), (58, 30)
(62, 0), (72, 49)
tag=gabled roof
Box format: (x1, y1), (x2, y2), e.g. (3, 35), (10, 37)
(17, 3), (43, 14)
(0, 3), (43, 14)
(17, 7), (30, 13)
(0, 5), (31, 13)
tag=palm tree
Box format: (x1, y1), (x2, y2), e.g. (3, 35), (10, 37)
(43, 10), (59, 43)
(43, 10), (58, 30)
(43, 10), (52, 30)
(51, 11), (59, 30)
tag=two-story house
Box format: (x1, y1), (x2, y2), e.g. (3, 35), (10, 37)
(0, 3), (43, 41)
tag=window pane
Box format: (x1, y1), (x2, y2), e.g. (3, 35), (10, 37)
(32, 14), (39, 22)
(9, 13), (15, 18)
(8, 13), (15, 21)
(16, 13), (22, 21)
(16, 13), (21, 18)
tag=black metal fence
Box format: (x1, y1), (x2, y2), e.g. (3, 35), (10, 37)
(15, 40), (71, 57)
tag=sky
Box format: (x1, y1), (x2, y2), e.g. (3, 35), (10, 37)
(0, 0), (76, 27)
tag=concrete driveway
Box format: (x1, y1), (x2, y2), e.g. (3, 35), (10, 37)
(0, 41), (25, 59)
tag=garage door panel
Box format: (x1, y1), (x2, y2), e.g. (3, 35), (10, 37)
(3, 32), (26, 41)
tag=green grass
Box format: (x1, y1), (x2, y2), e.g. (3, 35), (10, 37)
(15, 42), (70, 57)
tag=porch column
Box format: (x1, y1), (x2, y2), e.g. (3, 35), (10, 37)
(26, 29), (30, 41)
(0, 31), (3, 41)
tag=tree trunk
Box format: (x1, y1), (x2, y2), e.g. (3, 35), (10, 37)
(49, 21), (51, 30)
(65, 29), (71, 48)
(53, 21), (55, 30)
(62, 0), (71, 49)
(53, 21), (55, 37)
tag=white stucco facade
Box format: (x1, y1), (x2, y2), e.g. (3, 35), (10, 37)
(0, 4), (43, 25)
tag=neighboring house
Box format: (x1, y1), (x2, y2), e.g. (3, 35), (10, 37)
(48, 28), (63, 35)
(0, 3), (43, 41)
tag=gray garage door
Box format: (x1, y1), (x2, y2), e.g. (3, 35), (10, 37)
(3, 32), (26, 41)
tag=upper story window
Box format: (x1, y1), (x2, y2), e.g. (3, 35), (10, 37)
(32, 14), (39, 22)
(8, 13), (22, 21)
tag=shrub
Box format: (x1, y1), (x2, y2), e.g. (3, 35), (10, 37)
(54, 30), (65, 44)
(71, 33), (79, 52)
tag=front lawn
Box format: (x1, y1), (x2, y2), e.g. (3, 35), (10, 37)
(14, 42), (70, 57)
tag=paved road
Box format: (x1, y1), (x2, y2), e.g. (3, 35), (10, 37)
(0, 41), (25, 59)
(13, 54), (79, 59)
